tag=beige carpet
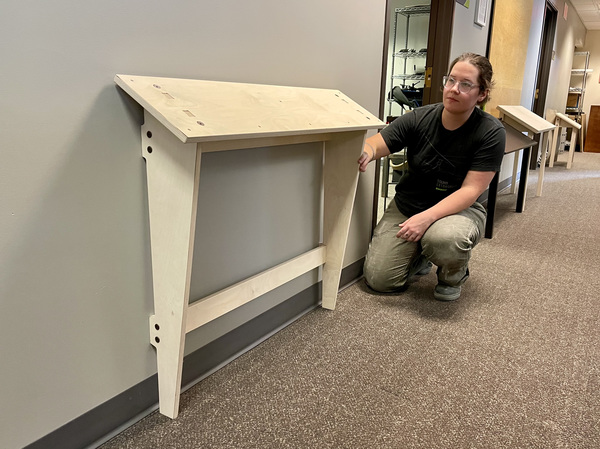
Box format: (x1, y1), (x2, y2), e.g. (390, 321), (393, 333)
(101, 151), (600, 449)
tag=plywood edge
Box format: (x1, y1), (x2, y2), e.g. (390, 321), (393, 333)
(497, 105), (555, 133)
(115, 74), (384, 143)
(115, 74), (191, 143)
(556, 112), (581, 129)
(185, 246), (327, 332)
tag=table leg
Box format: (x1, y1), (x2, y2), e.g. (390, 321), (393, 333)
(567, 129), (577, 169)
(484, 172), (499, 239)
(321, 132), (364, 309)
(548, 123), (560, 168)
(516, 146), (531, 212)
(536, 131), (549, 197)
(510, 152), (519, 194)
(142, 112), (201, 419)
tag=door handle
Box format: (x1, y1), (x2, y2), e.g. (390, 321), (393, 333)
(425, 67), (432, 88)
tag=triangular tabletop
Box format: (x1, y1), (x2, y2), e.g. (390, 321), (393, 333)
(115, 75), (384, 143)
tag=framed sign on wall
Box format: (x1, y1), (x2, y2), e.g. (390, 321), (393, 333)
(475, 0), (489, 26)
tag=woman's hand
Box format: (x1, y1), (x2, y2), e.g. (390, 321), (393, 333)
(397, 211), (435, 242)
(357, 135), (390, 173)
(357, 150), (373, 172)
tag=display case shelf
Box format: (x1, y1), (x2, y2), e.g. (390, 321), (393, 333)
(394, 50), (427, 59)
(397, 5), (430, 16)
(567, 51), (591, 123)
(571, 68), (593, 75)
(392, 74), (426, 81)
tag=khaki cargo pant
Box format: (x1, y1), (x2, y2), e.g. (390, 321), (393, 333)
(363, 200), (486, 292)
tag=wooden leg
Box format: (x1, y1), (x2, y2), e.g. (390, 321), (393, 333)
(321, 131), (364, 310)
(548, 123), (560, 168)
(567, 129), (577, 169)
(510, 151), (520, 194)
(536, 131), (549, 197)
(142, 112), (201, 419)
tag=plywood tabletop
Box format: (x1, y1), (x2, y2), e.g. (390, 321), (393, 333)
(115, 75), (384, 143)
(555, 112), (581, 129)
(496, 105), (555, 133)
(504, 122), (538, 154)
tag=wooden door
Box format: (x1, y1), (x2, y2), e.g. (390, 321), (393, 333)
(586, 105), (600, 153)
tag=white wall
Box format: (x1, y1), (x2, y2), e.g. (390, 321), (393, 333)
(521, 0), (547, 109)
(544, 0), (588, 118)
(0, 2), (386, 447)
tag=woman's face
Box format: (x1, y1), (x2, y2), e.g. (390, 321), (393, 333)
(443, 61), (487, 115)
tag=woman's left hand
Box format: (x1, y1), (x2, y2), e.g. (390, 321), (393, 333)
(397, 212), (435, 242)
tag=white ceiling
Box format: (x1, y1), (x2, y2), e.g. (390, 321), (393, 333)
(570, 0), (600, 30)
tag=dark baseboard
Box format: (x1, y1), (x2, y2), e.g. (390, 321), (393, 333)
(25, 259), (365, 449)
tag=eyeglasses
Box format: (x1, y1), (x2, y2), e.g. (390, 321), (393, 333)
(442, 76), (480, 93)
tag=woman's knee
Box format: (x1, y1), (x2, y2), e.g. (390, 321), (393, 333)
(421, 223), (476, 264)
(364, 269), (392, 293)
(363, 256), (405, 293)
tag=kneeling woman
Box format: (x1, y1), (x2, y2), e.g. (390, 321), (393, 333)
(358, 52), (505, 301)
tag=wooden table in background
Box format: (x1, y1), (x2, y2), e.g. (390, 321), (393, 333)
(496, 105), (555, 197)
(484, 123), (537, 239)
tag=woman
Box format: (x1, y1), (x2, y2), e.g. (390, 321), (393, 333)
(358, 53), (505, 301)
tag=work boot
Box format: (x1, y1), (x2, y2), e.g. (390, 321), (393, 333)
(433, 284), (461, 301)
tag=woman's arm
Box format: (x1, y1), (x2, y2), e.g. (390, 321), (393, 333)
(397, 170), (496, 241)
(357, 133), (391, 172)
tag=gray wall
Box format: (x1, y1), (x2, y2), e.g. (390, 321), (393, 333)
(450, 0), (493, 60)
(0, 2), (386, 447)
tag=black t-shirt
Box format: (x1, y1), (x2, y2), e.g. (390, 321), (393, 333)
(380, 103), (505, 217)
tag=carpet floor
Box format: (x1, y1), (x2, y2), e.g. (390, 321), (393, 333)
(101, 151), (600, 449)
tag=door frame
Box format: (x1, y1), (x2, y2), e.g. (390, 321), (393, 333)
(530, 1), (557, 166)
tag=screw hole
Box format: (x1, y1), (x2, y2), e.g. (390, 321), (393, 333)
(147, 131), (152, 138)
(154, 324), (160, 330)
(147, 146), (153, 153)
(155, 337), (160, 343)
(197, 120), (205, 126)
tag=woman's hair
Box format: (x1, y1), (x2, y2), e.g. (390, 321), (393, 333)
(448, 52), (495, 106)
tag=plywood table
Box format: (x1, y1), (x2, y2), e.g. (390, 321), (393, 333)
(114, 75), (384, 418)
(496, 105), (555, 197)
(548, 112), (581, 169)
